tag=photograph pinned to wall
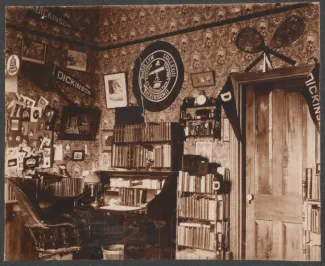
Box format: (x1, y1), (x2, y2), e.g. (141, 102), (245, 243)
(104, 72), (128, 109)
(7, 158), (18, 168)
(37, 118), (46, 131)
(7, 147), (18, 159)
(31, 107), (42, 122)
(43, 106), (57, 130)
(101, 130), (113, 151)
(23, 96), (36, 108)
(191, 71), (216, 88)
(195, 141), (212, 162)
(10, 101), (25, 118)
(21, 121), (29, 136)
(37, 96), (49, 108)
(43, 146), (52, 168)
(39, 137), (51, 150)
(59, 106), (101, 141)
(21, 40), (46, 64)
(72, 150), (85, 161)
(23, 156), (40, 170)
(10, 118), (21, 131)
(66, 50), (87, 71)
(21, 108), (31, 121)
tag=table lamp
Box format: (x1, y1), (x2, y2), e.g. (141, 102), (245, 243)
(83, 170), (101, 207)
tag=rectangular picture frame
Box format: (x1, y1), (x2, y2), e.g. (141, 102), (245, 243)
(72, 150), (85, 161)
(59, 106), (101, 141)
(101, 130), (114, 152)
(223, 117), (230, 142)
(66, 49), (87, 72)
(191, 71), (216, 88)
(21, 40), (46, 64)
(104, 72), (128, 109)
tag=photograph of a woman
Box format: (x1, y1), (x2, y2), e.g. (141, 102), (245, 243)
(104, 72), (128, 108)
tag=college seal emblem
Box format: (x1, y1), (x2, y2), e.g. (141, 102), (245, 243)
(133, 41), (184, 112)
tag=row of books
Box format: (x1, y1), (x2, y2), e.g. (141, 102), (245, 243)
(178, 171), (216, 194)
(109, 177), (164, 190)
(306, 245), (321, 261)
(113, 123), (173, 143)
(178, 196), (219, 221)
(177, 223), (216, 251)
(303, 204), (321, 233)
(303, 164), (320, 200)
(119, 187), (146, 207)
(48, 177), (84, 197)
(112, 144), (172, 169)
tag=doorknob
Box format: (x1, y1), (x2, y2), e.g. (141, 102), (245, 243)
(247, 194), (254, 203)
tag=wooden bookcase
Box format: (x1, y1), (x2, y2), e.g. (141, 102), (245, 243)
(302, 164), (321, 261)
(111, 122), (183, 171)
(179, 102), (221, 140)
(176, 167), (230, 260)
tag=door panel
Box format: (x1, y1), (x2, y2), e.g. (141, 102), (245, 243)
(245, 83), (305, 260)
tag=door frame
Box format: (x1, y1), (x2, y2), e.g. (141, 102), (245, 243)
(228, 64), (314, 260)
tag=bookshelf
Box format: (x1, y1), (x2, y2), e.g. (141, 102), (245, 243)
(176, 167), (231, 260)
(302, 163), (321, 261)
(179, 101), (221, 140)
(112, 122), (183, 171)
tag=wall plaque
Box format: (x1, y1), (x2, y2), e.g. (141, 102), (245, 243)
(133, 41), (184, 112)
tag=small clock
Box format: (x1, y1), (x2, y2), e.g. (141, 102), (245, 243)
(196, 91), (207, 106)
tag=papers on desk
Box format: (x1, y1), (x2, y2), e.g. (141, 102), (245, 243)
(99, 205), (146, 212)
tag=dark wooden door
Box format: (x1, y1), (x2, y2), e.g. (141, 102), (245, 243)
(245, 81), (314, 260)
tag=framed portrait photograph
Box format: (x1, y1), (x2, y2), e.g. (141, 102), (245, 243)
(66, 50), (87, 72)
(21, 40), (46, 64)
(72, 150), (85, 161)
(101, 130), (113, 151)
(191, 71), (216, 88)
(104, 72), (128, 109)
(195, 141), (212, 162)
(10, 118), (21, 131)
(59, 106), (101, 141)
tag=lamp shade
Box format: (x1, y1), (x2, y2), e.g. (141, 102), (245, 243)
(83, 171), (100, 184)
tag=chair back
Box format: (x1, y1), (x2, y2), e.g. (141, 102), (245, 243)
(8, 178), (46, 228)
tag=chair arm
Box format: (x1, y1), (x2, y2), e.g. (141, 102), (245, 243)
(42, 222), (76, 229)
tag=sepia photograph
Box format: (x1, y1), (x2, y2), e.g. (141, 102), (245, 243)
(66, 49), (87, 71)
(3, 1), (321, 263)
(104, 72), (128, 108)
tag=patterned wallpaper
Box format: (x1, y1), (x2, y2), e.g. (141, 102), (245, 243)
(96, 3), (320, 168)
(5, 7), (102, 177)
(5, 3), (320, 173)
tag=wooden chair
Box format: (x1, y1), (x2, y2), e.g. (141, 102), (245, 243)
(8, 178), (81, 260)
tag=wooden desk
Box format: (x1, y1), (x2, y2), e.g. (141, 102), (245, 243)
(73, 205), (175, 260)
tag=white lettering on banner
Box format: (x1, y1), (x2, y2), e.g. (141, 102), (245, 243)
(56, 70), (91, 96)
(33, 7), (72, 29)
(305, 72), (320, 122)
(220, 91), (232, 102)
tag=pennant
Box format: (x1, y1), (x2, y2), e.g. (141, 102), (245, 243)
(27, 7), (78, 31)
(302, 63), (320, 132)
(52, 65), (93, 97)
(217, 76), (241, 140)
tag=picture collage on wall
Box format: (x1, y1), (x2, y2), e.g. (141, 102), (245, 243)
(5, 93), (57, 177)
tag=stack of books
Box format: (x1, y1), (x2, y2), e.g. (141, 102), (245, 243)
(303, 164), (320, 200)
(110, 177), (163, 190)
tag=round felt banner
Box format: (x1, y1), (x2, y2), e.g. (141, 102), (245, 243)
(133, 41), (184, 112)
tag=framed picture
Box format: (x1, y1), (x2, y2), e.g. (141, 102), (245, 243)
(72, 150), (85, 161)
(104, 72), (128, 109)
(59, 106), (101, 141)
(21, 40), (46, 64)
(223, 117), (230, 142)
(10, 118), (21, 131)
(66, 50), (87, 72)
(101, 130), (113, 151)
(195, 141), (212, 162)
(191, 71), (216, 88)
